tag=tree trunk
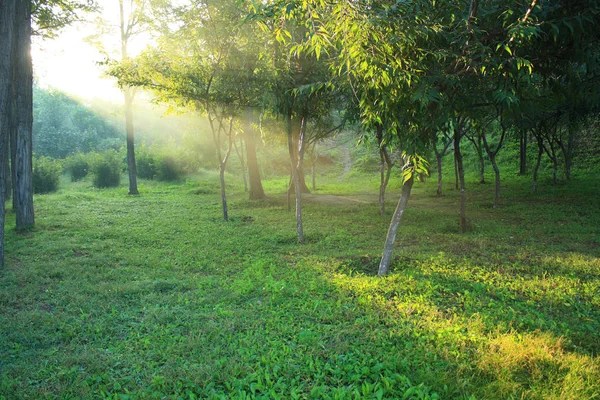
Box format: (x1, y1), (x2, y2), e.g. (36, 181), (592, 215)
(454, 127), (468, 233)
(377, 176), (414, 276)
(287, 115), (310, 195)
(294, 115), (307, 244)
(519, 130), (527, 175)
(490, 155), (500, 208)
(233, 135), (248, 192)
(219, 164), (228, 221)
(0, 0), (17, 266)
(124, 88), (138, 194)
(13, 0), (34, 229)
(120, 0), (138, 195)
(453, 150), (459, 190)
(435, 150), (443, 196)
(243, 108), (265, 199)
(376, 125), (392, 216)
(533, 138), (543, 192)
(477, 136), (485, 184)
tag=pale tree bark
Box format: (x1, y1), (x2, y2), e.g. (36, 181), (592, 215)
(295, 116), (308, 244)
(120, 0), (139, 195)
(376, 125), (393, 216)
(233, 134), (248, 192)
(0, 0), (17, 266)
(378, 176), (414, 276)
(209, 108), (233, 221)
(243, 108), (265, 199)
(13, 0), (35, 229)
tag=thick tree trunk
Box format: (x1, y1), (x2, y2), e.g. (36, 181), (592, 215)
(454, 127), (468, 233)
(0, 0), (17, 266)
(243, 108), (265, 199)
(13, 0), (34, 229)
(124, 88), (138, 194)
(219, 164), (228, 221)
(377, 176), (414, 276)
(519, 130), (527, 175)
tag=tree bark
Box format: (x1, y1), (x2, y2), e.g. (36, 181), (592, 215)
(219, 163), (228, 221)
(293, 115), (307, 244)
(378, 176), (414, 276)
(243, 108), (265, 199)
(519, 130), (527, 175)
(13, 0), (35, 229)
(376, 125), (393, 216)
(233, 134), (248, 192)
(435, 150), (443, 196)
(453, 149), (459, 190)
(477, 136), (485, 184)
(287, 115), (310, 195)
(0, 0), (17, 266)
(490, 156), (500, 208)
(454, 125), (468, 233)
(533, 136), (543, 192)
(124, 88), (138, 194)
(120, 0), (138, 195)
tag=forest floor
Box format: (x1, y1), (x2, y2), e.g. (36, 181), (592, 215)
(1, 171), (599, 399)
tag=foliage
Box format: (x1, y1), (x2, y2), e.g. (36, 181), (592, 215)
(154, 154), (181, 182)
(32, 156), (62, 194)
(1, 172), (599, 399)
(64, 153), (90, 182)
(135, 148), (157, 180)
(33, 86), (123, 158)
(91, 151), (121, 188)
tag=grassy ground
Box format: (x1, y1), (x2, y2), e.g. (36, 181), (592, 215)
(1, 170), (599, 399)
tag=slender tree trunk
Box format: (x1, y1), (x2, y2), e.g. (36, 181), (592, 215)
(287, 116), (310, 195)
(294, 115), (307, 244)
(378, 176), (414, 276)
(219, 164), (228, 221)
(477, 136), (485, 184)
(533, 138), (543, 192)
(435, 150), (443, 196)
(124, 88), (138, 194)
(454, 127), (468, 233)
(13, 0), (34, 229)
(243, 108), (265, 199)
(490, 156), (500, 208)
(376, 125), (392, 216)
(519, 130), (527, 175)
(311, 158), (316, 191)
(233, 135), (248, 192)
(0, 0), (16, 266)
(120, 0), (138, 195)
(453, 150), (459, 190)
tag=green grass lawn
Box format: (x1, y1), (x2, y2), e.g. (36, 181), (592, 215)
(1, 171), (599, 399)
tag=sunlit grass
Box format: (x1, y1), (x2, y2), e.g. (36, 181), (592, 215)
(0, 171), (598, 399)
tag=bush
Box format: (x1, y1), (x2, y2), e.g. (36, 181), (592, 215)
(92, 151), (121, 188)
(136, 151), (157, 180)
(33, 156), (62, 194)
(155, 155), (182, 181)
(65, 153), (90, 182)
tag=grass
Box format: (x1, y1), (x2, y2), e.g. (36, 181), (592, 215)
(0, 170), (599, 399)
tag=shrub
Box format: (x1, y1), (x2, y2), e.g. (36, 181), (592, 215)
(92, 151), (121, 188)
(136, 151), (157, 180)
(155, 155), (182, 181)
(65, 153), (89, 182)
(33, 156), (62, 194)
